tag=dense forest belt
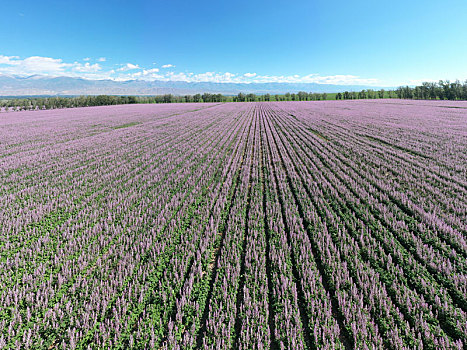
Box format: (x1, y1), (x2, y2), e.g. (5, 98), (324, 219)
(1, 100), (465, 349)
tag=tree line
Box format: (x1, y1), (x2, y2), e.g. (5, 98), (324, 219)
(335, 89), (390, 100)
(1, 80), (467, 112)
(0, 95), (139, 112)
(335, 80), (467, 101)
(233, 92), (328, 102)
(394, 80), (467, 100)
(0, 92), (329, 111)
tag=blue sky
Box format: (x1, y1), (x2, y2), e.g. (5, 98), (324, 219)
(1, 0), (466, 86)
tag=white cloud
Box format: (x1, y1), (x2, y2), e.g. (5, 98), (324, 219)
(0, 55), (20, 64)
(136, 68), (160, 78)
(98, 57), (106, 62)
(0, 54), (383, 85)
(117, 63), (140, 71)
(115, 67), (164, 81)
(0, 55), (111, 79)
(161, 64), (175, 68)
(23, 56), (71, 72)
(73, 62), (102, 73)
(0, 56), (73, 75)
(111, 68), (379, 85)
(144, 68), (159, 74)
(188, 71), (237, 83)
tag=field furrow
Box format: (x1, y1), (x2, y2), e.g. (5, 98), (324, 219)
(2, 100), (465, 349)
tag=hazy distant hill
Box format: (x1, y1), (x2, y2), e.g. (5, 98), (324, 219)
(0, 74), (387, 96)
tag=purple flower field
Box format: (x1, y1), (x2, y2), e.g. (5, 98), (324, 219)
(0, 100), (466, 349)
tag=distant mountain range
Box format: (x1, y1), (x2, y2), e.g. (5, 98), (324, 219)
(0, 74), (389, 96)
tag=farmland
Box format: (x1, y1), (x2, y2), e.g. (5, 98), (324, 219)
(0, 100), (466, 349)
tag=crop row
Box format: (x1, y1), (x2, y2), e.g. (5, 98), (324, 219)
(1, 100), (465, 349)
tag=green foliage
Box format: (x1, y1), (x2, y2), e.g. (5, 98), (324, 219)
(395, 80), (467, 100)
